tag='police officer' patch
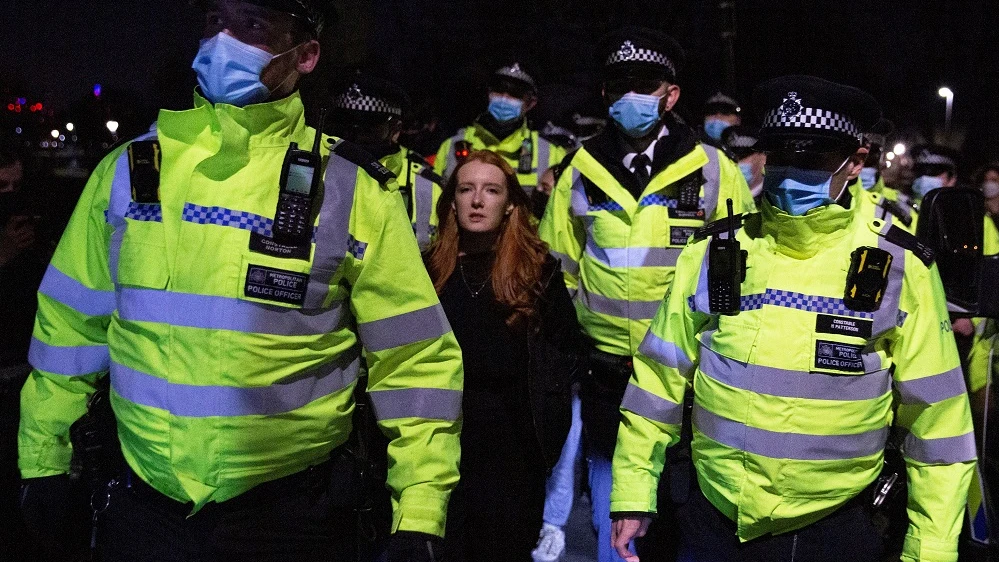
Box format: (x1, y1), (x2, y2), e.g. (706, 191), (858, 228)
(244, 265), (308, 306)
(814, 340), (865, 373)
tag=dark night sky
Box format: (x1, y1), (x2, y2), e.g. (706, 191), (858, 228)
(2, 1), (998, 171)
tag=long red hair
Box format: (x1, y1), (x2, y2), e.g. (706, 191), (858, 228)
(426, 150), (550, 327)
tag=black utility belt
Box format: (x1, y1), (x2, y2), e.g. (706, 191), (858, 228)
(588, 349), (633, 373)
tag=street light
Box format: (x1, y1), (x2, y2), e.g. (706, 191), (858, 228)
(65, 122), (75, 132)
(938, 87), (954, 139)
(105, 120), (119, 134)
(893, 143), (906, 156)
(50, 129), (59, 139)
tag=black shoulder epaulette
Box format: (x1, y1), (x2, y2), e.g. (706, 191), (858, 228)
(692, 213), (748, 242)
(416, 165), (444, 185)
(330, 140), (397, 184)
(879, 224), (935, 267)
(878, 198), (913, 228)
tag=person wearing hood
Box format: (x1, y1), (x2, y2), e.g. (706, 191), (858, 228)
(611, 75), (976, 562)
(538, 25), (754, 562)
(434, 63), (568, 194)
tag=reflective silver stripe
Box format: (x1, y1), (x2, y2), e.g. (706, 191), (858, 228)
(549, 249), (579, 277)
(305, 148), (358, 308)
(38, 265), (116, 317)
(28, 338), (110, 376)
(413, 172), (435, 250)
(536, 137), (551, 175)
(117, 288), (347, 336)
(693, 404), (888, 460)
(569, 169), (589, 217)
(895, 366), (967, 405)
(638, 330), (693, 375)
(357, 304), (451, 352)
(585, 240), (682, 268)
(901, 430), (978, 464)
(701, 144), (721, 217)
(110, 353), (360, 417)
(108, 131), (158, 285)
(692, 243), (712, 313)
(621, 383), (683, 425)
(699, 346), (890, 401)
(873, 226), (906, 336)
(575, 282), (662, 321)
(369, 387), (462, 421)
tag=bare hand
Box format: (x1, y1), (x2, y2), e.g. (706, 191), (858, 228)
(952, 318), (974, 337)
(611, 516), (652, 562)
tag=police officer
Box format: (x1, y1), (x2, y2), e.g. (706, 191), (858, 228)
(701, 92), (742, 147)
(434, 63), (568, 193)
(611, 75), (977, 562)
(858, 118), (894, 195)
(328, 74), (443, 250)
(720, 125), (764, 199)
(18, 2), (462, 561)
(538, 26), (754, 562)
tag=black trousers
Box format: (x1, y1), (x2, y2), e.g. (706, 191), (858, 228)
(677, 485), (883, 562)
(100, 455), (359, 562)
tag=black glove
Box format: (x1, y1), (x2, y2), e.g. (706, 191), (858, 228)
(20, 474), (90, 560)
(386, 531), (443, 562)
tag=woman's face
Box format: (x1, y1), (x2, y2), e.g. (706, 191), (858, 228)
(453, 160), (513, 234)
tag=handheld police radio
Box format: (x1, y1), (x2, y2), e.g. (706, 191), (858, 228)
(708, 199), (747, 315)
(274, 109), (325, 243)
(518, 138), (533, 174)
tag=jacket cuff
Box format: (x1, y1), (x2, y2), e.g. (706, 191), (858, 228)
(17, 442), (72, 479)
(393, 490), (449, 538)
(901, 531), (959, 562)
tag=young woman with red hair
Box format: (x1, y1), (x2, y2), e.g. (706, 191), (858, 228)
(425, 150), (583, 562)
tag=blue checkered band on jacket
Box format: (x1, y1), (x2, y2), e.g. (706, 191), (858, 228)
(739, 288), (874, 319)
(123, 202), (163, 223)
(762, 106), (861, 137)
(348, 235), (368, 260)
(588, 200), (625, 212)
(183, 203), (274, 237)
(639, 194), (706, 209)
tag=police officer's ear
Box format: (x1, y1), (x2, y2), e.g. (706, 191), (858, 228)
(293, 39), (321, 75)
(944, 171), (958, 188)
(522, 93), (538, 115)
(661, 83), (681, 113)
(844, 146), (869, 182)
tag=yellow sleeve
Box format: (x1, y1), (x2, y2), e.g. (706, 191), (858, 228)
(537, 158), (585, 292)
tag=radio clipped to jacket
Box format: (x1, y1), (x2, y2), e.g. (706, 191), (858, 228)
(707, 199), (747, 315)
(274, 109), (325, 244)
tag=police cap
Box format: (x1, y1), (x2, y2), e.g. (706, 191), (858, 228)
(490, 63), (537, 97)
(862, 118), (894, 149)
(721, 125), (760, 160)
(754, 75), (881, 153)
(598, 26), (684, 83)
(704, 92), (741, 116)
(196, 0), (331, 36)
(912, 144), (960, 176)
(330, 74), (410, 124)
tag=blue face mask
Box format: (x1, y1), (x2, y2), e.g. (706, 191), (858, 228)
(859, 167), (878, 190)
(762, 160), (849, 216)
(192, 33), (296, 107)
(487, 96), (524, 124)
(738, 162), (754, 185)
(912, 175), (945, 198)
(609, 92), (663, 138)
(704, 118), (730, 141)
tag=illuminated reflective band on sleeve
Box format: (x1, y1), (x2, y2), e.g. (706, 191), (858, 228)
(692, 404), (889, 461)
(900, 430), (978, 464)
(413, 173), (435, 249)
(116, 288), (347, 336)
(305, 150), (359, 308)
(569, 171), (588, 217)
(536, 137), (550, 174)
(894, 366), (968, 405)
(699, 346), (890, 401)
(585, 240), (683, 268)
(110, 353), (361, 417)
(28, 338), (110, 376)
(637, 330), (692, 375)
(575, 283), (662, 321)
(549, 249), (579, 277)
(620, 383), (683, 425)
(356, 304), (451, 352)
(368, 387), (463, 421)
(37, 265), (115, 317)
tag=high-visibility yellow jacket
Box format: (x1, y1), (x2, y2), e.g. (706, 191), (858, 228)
(538, 137), (755, 356)
(19, 92), (463, 537)
(381, 147), (442, 251)
(433, 119), (566, 191)
(612, 197), (977, 561)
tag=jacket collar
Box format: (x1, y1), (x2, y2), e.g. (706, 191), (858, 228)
(471, 116), (531, 154)
(759, 190), (856, 259)
(159, 90), (310, 147)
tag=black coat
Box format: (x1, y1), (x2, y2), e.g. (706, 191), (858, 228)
(525, 255), (586, 472)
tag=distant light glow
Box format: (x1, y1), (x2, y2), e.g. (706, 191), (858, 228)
(15, 127), (22, 134)
(66, 122), (75, 131)
(50, 129), (60, 138)
(94, 84), (102, 97)
(17, 97), (26, 105)
(106, 120), (119, 134)
(893, 143), (906, 156)
(58, 134), (66, 141)
(886, 152), (896, 161)
(938, 87), (953, 99)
